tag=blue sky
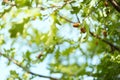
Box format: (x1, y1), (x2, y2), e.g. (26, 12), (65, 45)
(0, 0), (101, 80)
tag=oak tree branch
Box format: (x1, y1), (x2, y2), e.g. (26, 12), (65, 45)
(0, 52), (59, 80)
(58, 15), (120, 52)
(108, 0), (120, 12)
(89, 31), (120, 52)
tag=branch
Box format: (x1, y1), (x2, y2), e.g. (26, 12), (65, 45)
(89, 31), (120, 52)
(58, 14), (75, 23)
(0, 52), (59, 80)
(59, 15), (120, 52)
(108, 0), (120, 12)
(28, 71), (58, 80)
(70, 3), (80, 23)
(70, 0), (120, 51)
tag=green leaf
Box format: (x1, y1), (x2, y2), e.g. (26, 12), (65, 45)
(10, 70), (19, 78)
(9, 22), (24, 38)
(61, 47), (75, 56)
(25, 51), (31, 61)
(71, 7), (80, 14)
(15, 0), (31, 7)
(9, 18), (29, 38)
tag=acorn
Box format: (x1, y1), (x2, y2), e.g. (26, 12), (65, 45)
(104, 1), (108, 7)
(80, 27), (86, 33)
(73, 22), (80, 28)
(95, 41), (98, 45)
(37, 53), (43, 59)
(102, 30), (107, 37)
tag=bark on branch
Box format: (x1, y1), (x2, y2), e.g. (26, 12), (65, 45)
(0, 52), (59, 80)
(89, 31), (120, 52)
(108, 0), (120, 12)
(58, 15), (120, 52)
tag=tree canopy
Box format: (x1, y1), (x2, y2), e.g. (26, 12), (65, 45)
(0, 0), (120, 80)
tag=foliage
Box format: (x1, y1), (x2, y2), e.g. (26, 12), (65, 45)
(0, 0), (120, 80)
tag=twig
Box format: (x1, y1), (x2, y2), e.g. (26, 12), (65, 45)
(89, 31), (120, 52)
(28, 71), (58, 80)
(58, 14), (120, 52)
(58, 14), (75, 23)
(0, 52), (59, 80)
(69, 0), (120, 52)
(108, 0), (120, 12)
(53, 0), (74, 13)
(69, 3), (80, 23)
